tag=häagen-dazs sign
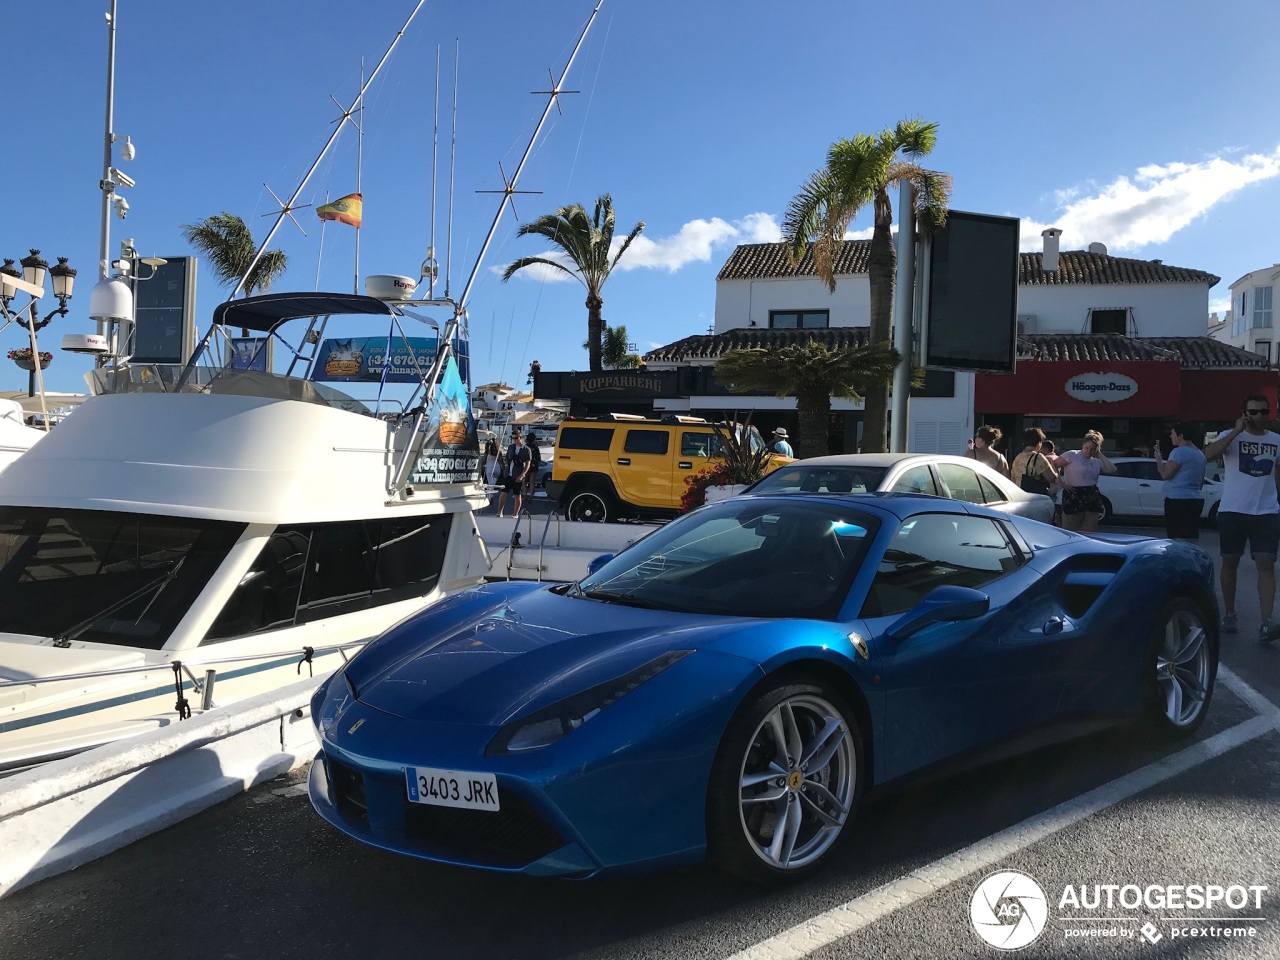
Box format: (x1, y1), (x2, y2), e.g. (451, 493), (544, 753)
(1065, 372), (1139, 403)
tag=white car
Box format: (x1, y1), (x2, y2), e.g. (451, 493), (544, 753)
(741, 453), (1056, 523)
(1097, 457), (1222, 525)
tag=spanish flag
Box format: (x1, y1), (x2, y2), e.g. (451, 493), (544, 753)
(316, 193), (363, 228)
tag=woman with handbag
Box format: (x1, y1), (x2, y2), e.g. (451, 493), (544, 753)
(1010, 427), (1056, 496)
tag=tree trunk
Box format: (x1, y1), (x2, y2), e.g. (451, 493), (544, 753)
(795, 382), (832, 459)
(586, 291), (604, 372)
(862, 188), (897, 453)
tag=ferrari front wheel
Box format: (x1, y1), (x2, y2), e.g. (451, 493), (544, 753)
(706, 681), (863, 883)
(1146, 597), (1217, 736)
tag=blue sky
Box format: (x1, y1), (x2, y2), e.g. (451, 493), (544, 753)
(6, 0), (1279, 396)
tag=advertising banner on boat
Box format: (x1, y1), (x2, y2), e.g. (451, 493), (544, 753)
(312, 336), (438, 383)
(411, 356), (481, 485)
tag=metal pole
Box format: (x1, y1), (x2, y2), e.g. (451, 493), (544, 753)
(97, 0), (119, 338)
(890, 180), (916, 453)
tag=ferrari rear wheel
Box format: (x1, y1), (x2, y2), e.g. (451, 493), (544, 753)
(707, 681), (863, 883)
(1146, 597), (1217, 736)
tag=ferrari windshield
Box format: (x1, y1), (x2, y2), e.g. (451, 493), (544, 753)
(575, 499), (879, 619)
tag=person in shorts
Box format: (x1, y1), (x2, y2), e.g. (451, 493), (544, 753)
(496, 431), (531, 518)
(1048, 429), (1117, 533)
(1203, 395), (1280, 641)
(1155, 421), (1206, 542)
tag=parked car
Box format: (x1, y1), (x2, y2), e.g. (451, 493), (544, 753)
(741, 453), (1055, 524)
(545, 414), (792, 521)
(309, 494), (1217, 882)
(1097, 457), (1222, 525)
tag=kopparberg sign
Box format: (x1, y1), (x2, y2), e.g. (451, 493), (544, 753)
(1065, 372), (1139, 403)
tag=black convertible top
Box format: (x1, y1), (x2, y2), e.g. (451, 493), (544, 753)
(210, 292), (399, 333)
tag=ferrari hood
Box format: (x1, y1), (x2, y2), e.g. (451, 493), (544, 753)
(346, 584), (734, 726)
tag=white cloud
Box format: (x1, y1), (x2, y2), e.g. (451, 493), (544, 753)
(1209, 296), (1232, 317)
(843, 226), (875, 240)
(1019, 147), (1280, 252)
(497, 212), (784, 280)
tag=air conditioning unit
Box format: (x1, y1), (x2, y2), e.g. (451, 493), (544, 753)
(1016, 314), (1037, 335)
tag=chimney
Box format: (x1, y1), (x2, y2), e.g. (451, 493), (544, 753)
(1041, 228), (1062, 272)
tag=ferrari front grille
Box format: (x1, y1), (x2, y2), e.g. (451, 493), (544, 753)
(402, 790), (565, 867)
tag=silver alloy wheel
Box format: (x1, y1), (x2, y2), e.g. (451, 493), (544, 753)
(1156, 607), (1211, 728)
(567, 490), (608, 522)
(736, 693), (856, 871)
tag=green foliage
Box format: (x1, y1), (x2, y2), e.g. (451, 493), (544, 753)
(180, 212), (288, 297)
(679, 412), (774, 513)
(501, 194), (644, 372)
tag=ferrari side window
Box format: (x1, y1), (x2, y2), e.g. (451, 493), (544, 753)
(862, 513), (1023, 617)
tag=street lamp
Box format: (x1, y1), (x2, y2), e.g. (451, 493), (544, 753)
(0, 250), (76, 399)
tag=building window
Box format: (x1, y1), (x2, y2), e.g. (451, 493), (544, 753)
(1089, 309), (1128, 335)
(769, 310), (829, 330)
(1255, 341), (1271, 363)
(1254, 286), (1273, 330)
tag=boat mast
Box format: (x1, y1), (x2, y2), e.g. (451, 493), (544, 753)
(354, 58), (364, 295)
(231, 0), (426, 300)
(421, 45), (440, 299)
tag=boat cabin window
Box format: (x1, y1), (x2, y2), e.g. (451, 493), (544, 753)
(0, 508), (244, 649)
(204, 514), (453, 641)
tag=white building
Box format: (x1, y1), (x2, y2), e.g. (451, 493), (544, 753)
(1212, 264), (1278, 362)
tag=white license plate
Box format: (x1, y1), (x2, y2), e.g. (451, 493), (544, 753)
(405, 766), (500, 811)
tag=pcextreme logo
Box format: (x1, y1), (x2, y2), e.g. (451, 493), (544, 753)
(970, 871), (1049, 950)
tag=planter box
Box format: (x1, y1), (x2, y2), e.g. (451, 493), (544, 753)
(704, 483), (747, 504)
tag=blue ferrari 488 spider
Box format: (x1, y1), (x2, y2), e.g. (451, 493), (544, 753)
(308, 494), (1218, 882)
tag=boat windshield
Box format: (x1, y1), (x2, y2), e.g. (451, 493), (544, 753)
(0, 508), (244, 649)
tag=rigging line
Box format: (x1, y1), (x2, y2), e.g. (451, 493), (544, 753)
(232, 0), (426, 299)
(454, 1), (605, 315)
(427, 43), (439, 299)
(445, 38), (458, 300)
(355, 58), (364, 295)
(565, 9), (612, 190)
(315, 191), (329, 291)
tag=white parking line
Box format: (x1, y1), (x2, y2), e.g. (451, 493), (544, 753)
(730, 675), (1280, 960)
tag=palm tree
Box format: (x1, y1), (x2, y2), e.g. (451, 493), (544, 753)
(715, 338), (900, 459)
(782, 118), (952, 453)
(501, 194), (644, 372)
(600, 324), (641, 369)
(180, 212), (288, 298)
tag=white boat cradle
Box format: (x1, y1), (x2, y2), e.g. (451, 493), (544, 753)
(0, 290), (491, 772)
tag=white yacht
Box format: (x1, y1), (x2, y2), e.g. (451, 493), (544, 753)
(0, 399), (45, 473)
(0, 291), (489, 771)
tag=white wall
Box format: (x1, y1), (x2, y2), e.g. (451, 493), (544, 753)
(714, 276), (871, 331)
(1016, 283), (1212, 337)
(1222, 265), (1280, 360)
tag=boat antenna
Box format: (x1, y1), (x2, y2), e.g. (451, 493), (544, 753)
(232, 0), (426, 299)
(454, 1), (602, 314)
(421, 44), (440, 298)
(445, 39), (458, 301)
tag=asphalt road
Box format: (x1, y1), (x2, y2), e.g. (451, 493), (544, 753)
(2, 527), (1278, 960)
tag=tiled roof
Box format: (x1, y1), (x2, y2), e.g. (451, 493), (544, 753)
(1019, 334), (1269, 368)
(644, 326), (870, 363)
(716, 242), (871, 281)
(1020, 252), (1219, 287)
(715, 240), (1219, 287)
(1144, 336), (1271, 369)
(1018, 334), (1179, 363)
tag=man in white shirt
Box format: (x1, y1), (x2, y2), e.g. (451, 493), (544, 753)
(1203, 394), (1280, 642)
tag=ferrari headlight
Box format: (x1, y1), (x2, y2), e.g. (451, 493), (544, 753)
(313, 671), (354, 738)
(487, 650), (692, 755)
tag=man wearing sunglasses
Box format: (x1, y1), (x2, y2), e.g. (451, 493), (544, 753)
(1204, 394), (1280, 642)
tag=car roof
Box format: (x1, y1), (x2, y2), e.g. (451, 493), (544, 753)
(733, 490), (975, 521)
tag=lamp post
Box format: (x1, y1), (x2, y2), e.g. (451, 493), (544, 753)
(0, 250), (76, 405)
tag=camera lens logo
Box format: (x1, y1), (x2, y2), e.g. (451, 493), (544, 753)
(970, 871), (1048, 950)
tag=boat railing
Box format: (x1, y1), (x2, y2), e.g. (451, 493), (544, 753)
(0, 639), (363, 694)
(85, 364), (375, 415)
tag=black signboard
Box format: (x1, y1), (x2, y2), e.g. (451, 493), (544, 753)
(924, 211), (1020, 374)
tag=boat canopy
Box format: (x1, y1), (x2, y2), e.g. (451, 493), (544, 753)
(211, 292), (400, 334)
